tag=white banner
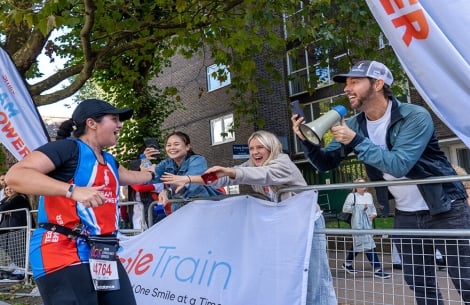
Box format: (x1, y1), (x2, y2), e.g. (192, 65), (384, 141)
(119, 191), (319, 305)
(0, 47), (49, 160)
(366, 0), (470, 148)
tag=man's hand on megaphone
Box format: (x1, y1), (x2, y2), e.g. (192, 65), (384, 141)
(331, 119), (356, 145)
(291, 114), (306, 141)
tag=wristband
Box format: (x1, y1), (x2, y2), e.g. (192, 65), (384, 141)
(187, 175), (191, 184)
(66, 184), (75, 198)
(148, 171), (155, 180)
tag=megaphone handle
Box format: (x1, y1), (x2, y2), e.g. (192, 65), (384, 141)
(340, 144), (346, 158)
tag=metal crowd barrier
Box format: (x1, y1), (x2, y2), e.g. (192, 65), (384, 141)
(327, 229), (470, 304)
(276, 174), (470, 202)
(118, 201), (147, 236)
(146, 196), (227, 227)
(275, 174), (470, 305)
(10, 174), (470, 303)
(0, 208), (32, 284)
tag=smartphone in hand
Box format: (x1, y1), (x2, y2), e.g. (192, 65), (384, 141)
(144, 137), (159, 149)
(144, 137), (161, 159)
(290, 100), (306, 119)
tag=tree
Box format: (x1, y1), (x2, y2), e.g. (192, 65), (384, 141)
(0, 0), (404, 162)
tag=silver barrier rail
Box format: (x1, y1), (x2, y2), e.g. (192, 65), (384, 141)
(276, 174), (470, 202)
(146, 193), (272, 227)
(0, 208), (32, 284)
(118, 201), (147, 235)
(326, 228), (470, 304)
(146, 196), (228, 227)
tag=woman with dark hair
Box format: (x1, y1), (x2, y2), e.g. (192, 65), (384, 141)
(143, 131), (223, 212)
(55, 119), (75, 140)
(5, 99), (156, 305)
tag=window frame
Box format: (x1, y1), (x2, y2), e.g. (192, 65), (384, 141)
(210, 113), (235, 145)
(207, 64), (231, 92)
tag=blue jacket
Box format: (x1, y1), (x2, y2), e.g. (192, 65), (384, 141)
(301, 97), (466, 215)
(154, 154), (223, 199)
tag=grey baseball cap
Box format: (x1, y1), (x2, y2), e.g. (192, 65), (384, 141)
(333, 60), (393, 86)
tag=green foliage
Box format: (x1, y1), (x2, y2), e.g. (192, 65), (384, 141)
(0, 0), (407, 147)
(325, 216), (394, 229)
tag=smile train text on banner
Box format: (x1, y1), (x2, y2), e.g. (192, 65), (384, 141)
(366, 1), (470, 148)
(119, 191), (320, 305)
(0, 47), (49, 160)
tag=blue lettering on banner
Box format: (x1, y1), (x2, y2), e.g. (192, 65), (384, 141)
(0, 92), (20, 118)
(151, 246), (232, 289)
(0, 91), (30, 157)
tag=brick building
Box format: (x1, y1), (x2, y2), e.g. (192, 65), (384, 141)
(151, 31), (469, 198)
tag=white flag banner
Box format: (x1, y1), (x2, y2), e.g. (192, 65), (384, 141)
(0, 47), (49, 160)
(119, 191), (319, 305)
(366, 1), (470, 147)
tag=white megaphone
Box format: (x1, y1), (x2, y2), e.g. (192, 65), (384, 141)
(299, 105), (347, 145)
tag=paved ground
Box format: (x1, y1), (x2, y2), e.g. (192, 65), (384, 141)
(0, 252), (463, 305)
(331, 254), (463, 305)
(0, 281), (42, 305)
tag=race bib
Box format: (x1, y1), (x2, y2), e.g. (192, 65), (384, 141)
(88, 237), (120, 291)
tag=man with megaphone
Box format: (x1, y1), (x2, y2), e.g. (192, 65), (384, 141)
(291, 60), (470, 305)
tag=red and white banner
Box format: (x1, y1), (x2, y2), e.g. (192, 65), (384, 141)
(119, 191), (319, 305)
(366, 0), (470, 148)
(0, 47), (49, 160)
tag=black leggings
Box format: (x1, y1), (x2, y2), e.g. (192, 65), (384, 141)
(36, 261), (136, 305)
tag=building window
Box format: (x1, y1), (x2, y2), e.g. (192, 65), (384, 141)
(207, 64), (231, 92)
(283, 1), (305, 39)
(287, 47), (310, 96)
(287, 46), (349, 96)
(378, 32), (390, 49)
(211, 114), (235, 145)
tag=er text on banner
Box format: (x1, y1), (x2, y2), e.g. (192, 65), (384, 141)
(366, 0), (470, 148)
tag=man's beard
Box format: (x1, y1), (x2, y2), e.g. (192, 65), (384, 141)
(353, 85), (375, 110)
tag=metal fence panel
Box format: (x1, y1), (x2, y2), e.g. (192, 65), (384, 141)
(327, 229), (469, 305)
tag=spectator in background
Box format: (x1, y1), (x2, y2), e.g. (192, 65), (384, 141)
(122, 158), (162, 229)
(341, 178), (390, 279)
(129, 183), (165, 227)
(0, 172), (7, 223)
(144, 131), (224, 212)
(118, 185), (132, 229)
(0, 185), (34, 281)
(162, 130), (337, 305)
(0, 173), (6, 202)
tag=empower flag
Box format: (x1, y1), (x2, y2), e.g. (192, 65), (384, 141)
(0, 47), (49, 160)
(119, 191), (320, 305)
(366, 1), (470, 147)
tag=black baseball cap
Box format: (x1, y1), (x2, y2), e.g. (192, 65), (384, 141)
(72, 99), (133, 124)
(333, 60), (394, 86)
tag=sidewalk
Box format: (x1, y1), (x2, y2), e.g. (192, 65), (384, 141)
(0, 282), (42, 305)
